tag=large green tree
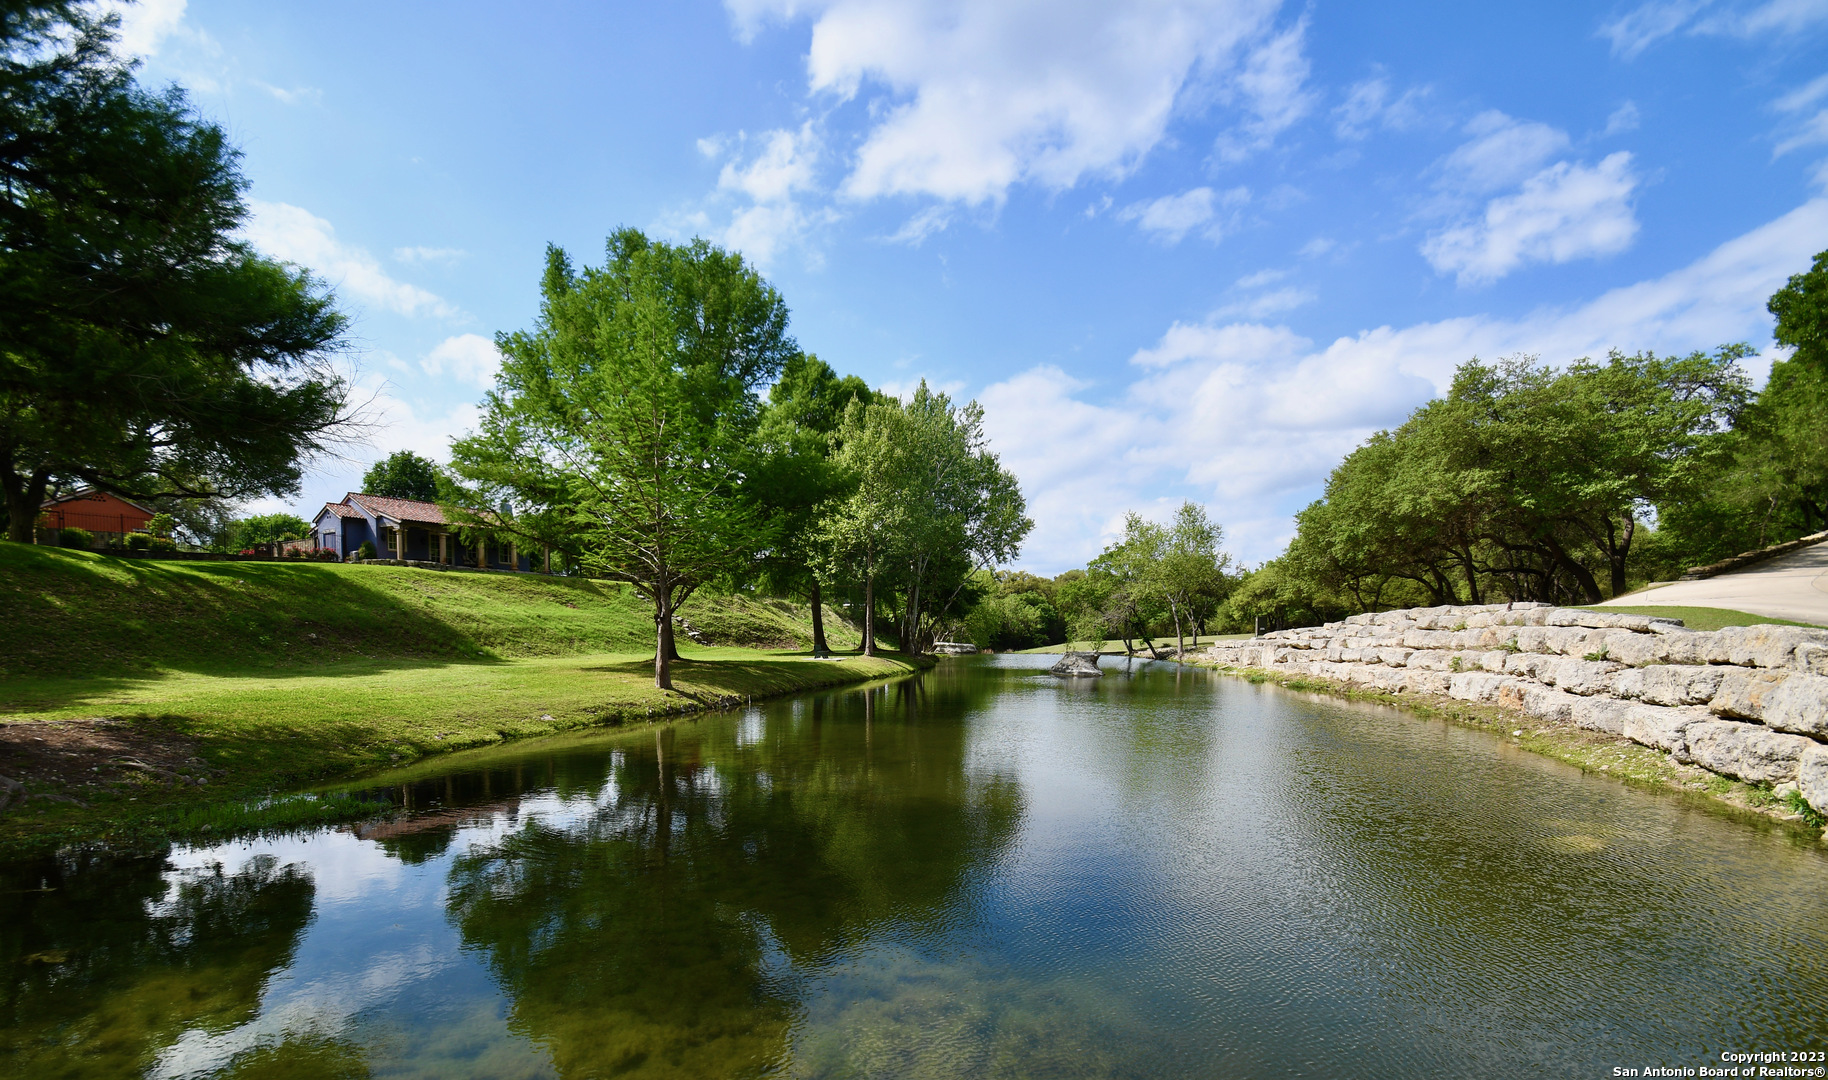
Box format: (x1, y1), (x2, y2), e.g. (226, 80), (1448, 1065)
(747, 354), (876, 655)
(449, 232), (796, 688)
(818, 382), (1031, 655)
(361, 450), (440, 501)
(0, 3), (351, 542)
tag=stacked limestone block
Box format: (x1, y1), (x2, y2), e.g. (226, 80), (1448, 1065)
(1198, 603), (1828, 816)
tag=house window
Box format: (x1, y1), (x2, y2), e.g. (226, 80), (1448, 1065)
(323, 532), (337, 549)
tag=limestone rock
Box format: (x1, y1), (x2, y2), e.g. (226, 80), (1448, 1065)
(1610, 664), (1726, 707)
(1605, 632), (1672, 668)
(1571, 697), (1632, 735)
(1621, 704), (1710, 754)
(1049, 651), (1103, 678)
(1680, 720), (1814, 785)
(1706, 625), (1828, 669)
(1756, 671), (1828, 739)
(1540, 657), (1624, 695)
(1448, 672), (1520, 703)
(1709, 670), (1789, 721)
(1797, 743), (1828, 816)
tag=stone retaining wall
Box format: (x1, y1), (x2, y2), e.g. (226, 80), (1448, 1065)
(1196, 602), (1828, 816)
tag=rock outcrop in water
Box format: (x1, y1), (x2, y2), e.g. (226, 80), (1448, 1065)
(932, 641), (979, 655)
(1050, 651), (1103, 678)
(1195, 602), (1828, 818)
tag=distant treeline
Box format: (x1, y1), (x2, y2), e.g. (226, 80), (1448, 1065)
(966, 248), (1828, 648)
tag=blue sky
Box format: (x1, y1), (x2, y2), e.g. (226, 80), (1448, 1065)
(115, 0), (1828, 571)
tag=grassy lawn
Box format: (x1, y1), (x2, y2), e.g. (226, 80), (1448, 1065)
(0, 544), (918, 852)
(0, 647), (924, 853)
(1576, 605), (1826, 631)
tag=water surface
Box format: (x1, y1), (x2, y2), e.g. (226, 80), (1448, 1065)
(5, 655), (1826, 1078)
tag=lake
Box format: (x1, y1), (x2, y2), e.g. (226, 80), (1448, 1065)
(5, 654), (1826, 1078)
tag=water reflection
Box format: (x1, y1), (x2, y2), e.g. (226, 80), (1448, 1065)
(1, 657), (1824, 1079)
(1, 850), (320, 1076)
(443, 687), (1021, 1077)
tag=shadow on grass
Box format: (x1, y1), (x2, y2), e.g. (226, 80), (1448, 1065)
(1, 545), (646, 684)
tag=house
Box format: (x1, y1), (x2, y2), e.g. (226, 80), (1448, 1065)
(311, 493), (536, 571)
(39, 488), (156, 544)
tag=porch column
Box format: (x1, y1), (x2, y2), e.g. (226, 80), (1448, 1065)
(510, 541), (518, 572)
(544, 544), (551, 574)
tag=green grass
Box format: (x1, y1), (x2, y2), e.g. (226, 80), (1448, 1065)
(0, 646), (924, 853)
(0, 543), (875, 678)
(1577, 605), (1826, 631)
(1016, 633), (1253, 655)
(0, 544), (917, 852)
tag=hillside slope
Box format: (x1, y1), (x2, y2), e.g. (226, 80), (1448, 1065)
(0, 545), (862, 678)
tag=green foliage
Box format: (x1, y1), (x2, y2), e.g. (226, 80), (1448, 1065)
(357, 540), (376, 560)
(960, 571), (1065, 650)
(56, 527), (92, 548)
(818, 382), (1032, 654)
(0, 4), (351, 543)
(227, 513), (309, 550)
(449, 230), (797, 687)
(1283, 348), (1748, 612)
(361, 450), (441, 501)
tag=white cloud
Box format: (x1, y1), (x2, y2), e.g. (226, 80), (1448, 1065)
(1333, 72), (1427, 141)
(394, 246), (468, 265)
(886, 205), (954, 245)
(1215, 17), (1317, 160)
(1604, 101), (1642, 136)
(981, 197), (1828, 571)
(1774, 73), (1828, 157)
(682, 125), (832, 267)
(419, 334), (501, 389)
(1214, 285), (1315, 319)
(1436, 111), (1571, 195)
(245, 201), (460, 319)
(1422, 151), (1640, 285)
(729, 0), (1283, 206)
(1117, 186), (1248, 243)
(105, 0), (192, 57)
(1600, 0), (1828, 57)
(255, 81), (322, 106)
(718, 124), (821, 203)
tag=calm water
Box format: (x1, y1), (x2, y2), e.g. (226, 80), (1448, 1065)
(5, 655), (1827, 1079)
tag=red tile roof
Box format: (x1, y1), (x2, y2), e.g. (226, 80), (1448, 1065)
(318, 502), (361, 520)
(345, 492), (449, 525)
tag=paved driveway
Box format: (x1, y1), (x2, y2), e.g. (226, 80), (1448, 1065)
(1599, 540), (1828, 625)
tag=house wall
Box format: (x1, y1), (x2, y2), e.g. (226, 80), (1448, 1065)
(41, 492), (153, 535)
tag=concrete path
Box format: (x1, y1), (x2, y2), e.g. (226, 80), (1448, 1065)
(1598, 540), (1828, 625)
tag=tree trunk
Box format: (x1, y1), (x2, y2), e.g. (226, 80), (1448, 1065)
(1170, 600), (1184, 656)
(809, 574), (830, 656)
(654, 585), (674, 689)
(2, 460), (50, 544)
(1541, 533), (1603, 605)
(1607, 516), (1635, 600)
(862, 571), (876, 657)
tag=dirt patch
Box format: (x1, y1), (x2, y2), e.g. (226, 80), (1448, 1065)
(0, 718), (224, 815)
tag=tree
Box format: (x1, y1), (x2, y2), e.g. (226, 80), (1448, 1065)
(1143, 502), (1231, 654)
(449, 232), (796, 689)
(227, 512), (309, 551)
(747, 354), (876, 655)
(361, 451), (440, 501)
(0, 3), (353, 543)
(818, 382), (1031, 656)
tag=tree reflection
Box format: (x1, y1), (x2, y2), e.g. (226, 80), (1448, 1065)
(0, 848), (320, 1077)
(446, 683), (1022, 1078)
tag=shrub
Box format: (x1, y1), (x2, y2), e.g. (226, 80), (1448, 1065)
(357, 540), (377, 560)
(124, 531), (153, 550)
(148, 535), (177, 552)
(311, 547), (340, 561)
(57, 527), (93, 548)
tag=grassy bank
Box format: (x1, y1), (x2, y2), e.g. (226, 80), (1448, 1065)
(0, 544), (871, 679)
(0, 545), (920, 853)
(1185, 659), (1825, 840)
(1577, 604), (1825, 631)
